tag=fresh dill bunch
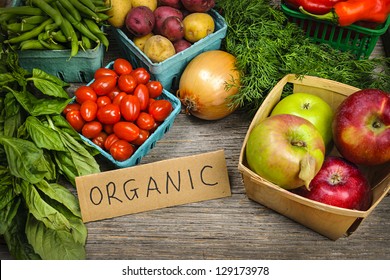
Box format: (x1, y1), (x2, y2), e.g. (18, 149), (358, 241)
(216, 0), (390, 113)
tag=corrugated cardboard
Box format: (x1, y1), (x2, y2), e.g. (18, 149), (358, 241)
(76, 150), (231, 222)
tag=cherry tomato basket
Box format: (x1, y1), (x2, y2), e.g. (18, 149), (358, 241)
(281, 3), (390, 59)
(77, 61), (182, 168)
(112, 9), (227, 92)
(9, 0), (105, 83)
(238, 74), (390, 240)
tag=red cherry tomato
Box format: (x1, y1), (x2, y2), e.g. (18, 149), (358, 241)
(94, 67), (118, 80)
(131, 67), (150, 84)
(107, 86), (121, 100)
(82, 121), (103, 139)
(96, 96), (111, 108)
(63, 103), (80, 115)
(131, 128), (150, 146)
(148, 99), (172, 122)
(110, 140), (134, 161)
(118, 74), (137, 93)
(146, 80), (163, 98)
(66, 110), (85, 132)
(136, 112), (155, 131)
(104, 124), (114, 134)
(112, 91), (127, 106)
(90, 75), (117, 96)
(80, 100), (98, 122)
(92, 131), (108, 149)
(120, 94), (141, 122)
(75, 85), (97, 104)
(113, 121), (140, 142)
(97, 104), (121, 125)
(134, 84), (150, 111)
(104, 133), (120, 150)
(113, 58), (133, 75)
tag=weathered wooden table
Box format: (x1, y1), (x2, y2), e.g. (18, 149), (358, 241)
(1, 26), (389, 261)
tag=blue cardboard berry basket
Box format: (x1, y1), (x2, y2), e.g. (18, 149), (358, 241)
(113, 9), (227, 92)
(78, 61), (181, 168)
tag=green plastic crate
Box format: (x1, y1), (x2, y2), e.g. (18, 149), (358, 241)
(281, 3), (390, 59)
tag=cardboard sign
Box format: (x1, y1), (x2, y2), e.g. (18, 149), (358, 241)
(75, 150), (231, 222)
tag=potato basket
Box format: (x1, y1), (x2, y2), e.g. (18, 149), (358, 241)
(112, 9), (227, 92)
(281, 3), (390, 59)
(238, 74), (390, 240)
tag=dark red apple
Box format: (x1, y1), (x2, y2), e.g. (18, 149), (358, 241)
(294, 156), (372, 211)
(332, 89), (390, 166)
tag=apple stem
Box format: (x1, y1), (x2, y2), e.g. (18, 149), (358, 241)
(303, 103), (311, 110)
(291, 140), (307, 147)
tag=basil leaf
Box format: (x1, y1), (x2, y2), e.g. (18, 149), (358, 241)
(29, 69), (69, 99)
(25, 214), (86, 260)
(24, 116), (67, 151)
(4, 92), (22, 138)
(6, 86), (71, 116)
(35, 180), (81, 218)
(20, 180), (71, 232)
(0, 136), (48, 184)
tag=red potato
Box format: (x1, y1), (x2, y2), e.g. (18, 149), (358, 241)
(160, 16), (184, 42)
(158, 0), (182, 9)
(173, 38), (192, 52)
(181, 0), (215, 12)
(153, 6), (183, 34)
(125, 6), (156, 37)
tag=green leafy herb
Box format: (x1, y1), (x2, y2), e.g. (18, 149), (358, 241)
(0, 45), (100, 259)
(216, 0), (390, 113)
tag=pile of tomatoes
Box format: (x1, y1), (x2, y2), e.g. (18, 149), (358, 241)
(63, 58), (173, 162)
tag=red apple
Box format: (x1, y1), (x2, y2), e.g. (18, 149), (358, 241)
(246, 114), (325, 189)
(332, 89), (390, 165)
(294, 156), (372, 211)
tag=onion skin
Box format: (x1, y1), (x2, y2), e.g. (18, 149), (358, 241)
(177, 50), (240, 120)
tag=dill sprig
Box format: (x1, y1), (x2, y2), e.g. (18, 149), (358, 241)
(216, 0), (390, 113)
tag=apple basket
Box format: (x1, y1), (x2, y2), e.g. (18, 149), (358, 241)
(238, 74), (390, 240)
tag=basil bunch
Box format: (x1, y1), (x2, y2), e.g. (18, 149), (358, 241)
(0, 48), (100, 259)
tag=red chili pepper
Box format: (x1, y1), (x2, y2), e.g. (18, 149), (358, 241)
(284, 0), (345, 15)
(300, 0), (390, 26)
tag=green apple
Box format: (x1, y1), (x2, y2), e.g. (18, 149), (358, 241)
(246, 114), (326, 190)
(270, 92), (334, 148)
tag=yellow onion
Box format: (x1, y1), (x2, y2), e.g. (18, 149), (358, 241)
(177, 50), (240, 120)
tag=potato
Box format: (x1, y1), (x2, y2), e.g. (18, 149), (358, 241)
(133, 33), (154, 51)
(106, 0), (132, 28)
(173, 39), (192, 53)
(160, 16), (184, 42)
(158, 0), (182, 9)
(131, 0), (158, 11)
(153, 6), (183, 34)
(182, 12), (214, 43)
(143, 35), (176, 62)
(125, 6), (156, 37)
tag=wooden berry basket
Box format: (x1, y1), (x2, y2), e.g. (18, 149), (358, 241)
(238, 74), (390, 240)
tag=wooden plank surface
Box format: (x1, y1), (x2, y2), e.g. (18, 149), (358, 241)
(1, 13), (389, 261)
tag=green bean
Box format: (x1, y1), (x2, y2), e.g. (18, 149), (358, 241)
(6, 22), (37, 33)
(95, 12), (110, 21)
(80, 35), (92, 50)
(44, 22), (60, 32)
(68, 0), (101, 22)
(57, 0), (81, 22)
(57, 1), (100, 43)
(79, 0), (96, 11)
(19, 39), (46, 50)
(31, 0), (63, 26)
(4, 18), (53, 44)
(51, 30), (68, 43)
(21, 15), (48, 24)
(83, 18), (108, 50)
(38, 37), (67, 50)
(59, 16), (78, 57)
(0, 6), (44, 16)
(0, 13), (16, 24)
